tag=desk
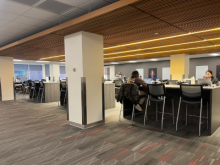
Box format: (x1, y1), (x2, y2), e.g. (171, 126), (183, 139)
(104, 83), (115, 109)
(123, 85), (220, 135)
(44, 82), (60, 103)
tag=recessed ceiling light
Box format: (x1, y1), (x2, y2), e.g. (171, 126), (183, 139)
(13, 59), (22, 61)
(129, 61), (136, 63)
(36, 61), (49, 62)
(150, 59), (158, 61)
(155, 33), (158, 35)
(209, 53), (219, 56)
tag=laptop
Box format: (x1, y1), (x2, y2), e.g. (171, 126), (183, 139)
(198, 78), (211, 85)
(143, 78), (152, 84)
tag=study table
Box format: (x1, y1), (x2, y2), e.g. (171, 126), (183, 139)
(123, 85), (220, 135)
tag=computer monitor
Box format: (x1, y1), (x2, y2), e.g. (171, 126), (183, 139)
(143, 78), (152, 84)
(198, 78), (211, 85)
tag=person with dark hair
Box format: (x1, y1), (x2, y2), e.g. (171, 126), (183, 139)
(127, 70), (148, 111)
(206, 70), (218, 84)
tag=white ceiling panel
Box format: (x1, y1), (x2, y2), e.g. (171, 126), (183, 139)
(62, 8), (88, 18)
(0, 26), (24, 34)
(0, 31), (17, 37)
(23, 8), (58, 21)
(49, 15), (72, 24)
(13, 16), (45, 26)
(56, 0), (91, 7)
(0, 19), (10, 26)
(0, 0), (31, 15)
(78, 0), (110, 12)
(5, 22), (33, 30)
(0, 11), (19, 21)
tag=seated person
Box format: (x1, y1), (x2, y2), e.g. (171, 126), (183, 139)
(15, 76), (20, 82)
(127, 70), (148, 111)
(206, 70), (218, 84)
(112, 72), (123, 83)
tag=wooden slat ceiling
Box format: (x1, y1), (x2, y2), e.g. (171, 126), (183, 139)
(0, 0), (220, 63)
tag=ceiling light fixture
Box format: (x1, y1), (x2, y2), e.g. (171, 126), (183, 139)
(103, 27), (220, 50)
(36, 61), (49, 62)
(111, 62), (119, 64)
(209, 53), (220, 56)
(104, 45), (220, 60)
(13, 59), (22, 61)
(150, 59), (158, 61)
(40, 55), (65, 60)
(129, 61), (136, 63)
(104, 37), (220, 56)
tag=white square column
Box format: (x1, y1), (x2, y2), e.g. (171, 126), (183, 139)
(0, 57), (14, 101)
(64, 31), (104, 129)
(49, 64), (60, 82)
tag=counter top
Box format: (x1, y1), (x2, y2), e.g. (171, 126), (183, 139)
(165, 85), (220, 90)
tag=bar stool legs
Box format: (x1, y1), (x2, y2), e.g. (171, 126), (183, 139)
(199, 98), (203, 136)
(131, 104), (135, 125)
(144, 96), (149, 126)
(176, 97), (182, 131)
(172, 99), (175, 125)
(161, 97), (166, 130)
(186, 104), (188, 125)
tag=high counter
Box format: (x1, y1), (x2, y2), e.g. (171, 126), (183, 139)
(123, 84), (220, 135)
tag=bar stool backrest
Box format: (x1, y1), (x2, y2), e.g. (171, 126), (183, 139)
(180, 85), (203, 99)
(147, 84), (166, 97)
(60, 82), (66, 90)
(31, 81), (35, 87)
(115, 80), (123, 87)
(39, 81), (44, 88)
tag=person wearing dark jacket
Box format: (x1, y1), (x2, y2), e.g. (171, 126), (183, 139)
(206, 70), (218, 84)
(127, 70), (148, 111)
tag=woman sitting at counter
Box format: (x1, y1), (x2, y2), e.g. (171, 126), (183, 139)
(127, 70), (148, 111)
(206, 70), (218, 84)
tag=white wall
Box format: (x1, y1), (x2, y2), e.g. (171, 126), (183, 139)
(0, 57), (14, 101)
(50, 64), (60, 82)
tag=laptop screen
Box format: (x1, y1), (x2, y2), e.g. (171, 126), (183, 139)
(143, 78), (152, 84)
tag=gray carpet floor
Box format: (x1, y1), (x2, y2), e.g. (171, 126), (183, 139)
(1, 94), (220, 164)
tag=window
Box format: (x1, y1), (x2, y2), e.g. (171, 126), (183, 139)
(60, 65), (66, 79)
(104, 67), (110, 80)
(45, 64), (50, 77)
(14, 64), (29, 81)
(29, 65), (43, 81)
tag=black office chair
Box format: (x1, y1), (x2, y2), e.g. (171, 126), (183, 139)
(37, 81), (44, 103)
(60, 81), (67, 106)
(176, 85), (208, 136)
(144, 84), (175, 130)
(41, 79), (46, 82)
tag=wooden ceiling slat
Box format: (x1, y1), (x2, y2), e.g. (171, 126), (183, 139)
(0, 0), (220, 62)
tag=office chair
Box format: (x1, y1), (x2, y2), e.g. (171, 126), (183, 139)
(176, 85), (208, 136)
(144, 84), (175, 130)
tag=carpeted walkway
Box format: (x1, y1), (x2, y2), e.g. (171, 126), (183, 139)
(0, 97), (220, 165)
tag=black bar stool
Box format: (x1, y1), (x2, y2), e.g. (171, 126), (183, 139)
(37, 81), (44, 103)
(60, 81), (67, 105)
(30, 81), (36, 100)
(22, 81), (29, 99)
(144, 84), (175, 130)
(176, 84), (208, 136)
(118, 83), (140, 125)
